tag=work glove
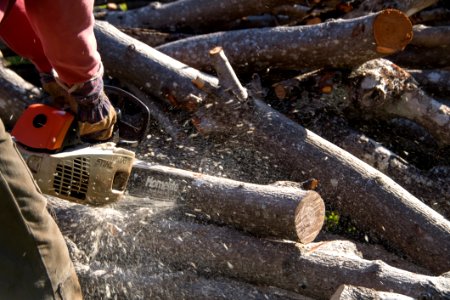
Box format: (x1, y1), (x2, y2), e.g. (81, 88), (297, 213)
(40, 72), (70, 109)
(68, 76), (117, 142)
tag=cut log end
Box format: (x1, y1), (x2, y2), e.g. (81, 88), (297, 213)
(373, 9), (413, 54)
(294, 191), (325, 244)
(209, 46), (223, 55)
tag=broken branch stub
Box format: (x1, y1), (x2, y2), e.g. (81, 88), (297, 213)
(209, 46), (248, 101)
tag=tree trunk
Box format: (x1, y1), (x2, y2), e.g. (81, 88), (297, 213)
(50, 198), (450, 300)
(156, 9), (412, 73)
(127, 161), (325, 243)
(311, 119), (450, 218)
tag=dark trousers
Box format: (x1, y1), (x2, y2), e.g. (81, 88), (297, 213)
(0, 119), (82, 299)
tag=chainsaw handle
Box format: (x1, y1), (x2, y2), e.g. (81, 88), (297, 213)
(104, 85), (150, 145)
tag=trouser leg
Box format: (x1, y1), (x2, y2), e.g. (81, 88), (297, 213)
(0, 119), (82, 299)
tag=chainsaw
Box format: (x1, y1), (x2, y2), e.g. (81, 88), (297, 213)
(12, 86), (151, 205)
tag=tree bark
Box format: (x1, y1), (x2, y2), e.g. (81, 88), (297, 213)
(50, 198), (450, 300)
(94, 20), (217, 111)
(388, 25), (450, 69)
(127, 161), (325, 243)
(93, 22), (450, 273)
(103, 0), (300, 31)
(119, 27), (191, 47)
(408, 68), (450, 100)
(0, 64), (40, 129)
(345, 0), (438, 18)
(349, 59), (450, 146)
(313, 121), (450, 219)
(272, 59), (450, 146)
(225, 98), (450, 274)
(156, 9), (412, 73)
(331, 285), (414, 300)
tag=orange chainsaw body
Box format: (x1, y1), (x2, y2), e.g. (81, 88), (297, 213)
(11, 103), (74, 151)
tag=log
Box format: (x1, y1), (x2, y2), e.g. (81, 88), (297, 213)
(408, 68), (450, 100)
(93, 21), (450, 273)
(50, 198), (450, 300)
(409, 25), (450, 47)
(0, 63), (40, 129)
(388, 25), (450, 69)
(156, 9), (412, 73)
(273, 59), (450, 146)
(345, 0), (438, 18)
(103, 0), (300, 31)
(411, 7), (450, 25)
(312, 121), (450, 218)
(119, 27), (190, 47)
(127, 161), (325, 243)
(349, 59), (450, 146)
(60, 209), (313, 300)
(226, 98), (450, 274)
(94, 20), (218, 111)
(331, 285), (415, 300)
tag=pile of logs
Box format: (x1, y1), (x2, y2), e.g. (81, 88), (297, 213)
(1, 0), (450, 299)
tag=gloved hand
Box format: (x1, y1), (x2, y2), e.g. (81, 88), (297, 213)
(69, 76), (117, 142)
(40, 73), (70, 109)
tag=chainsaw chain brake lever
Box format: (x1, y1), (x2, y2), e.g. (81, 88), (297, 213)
(104, 85), (151, 147)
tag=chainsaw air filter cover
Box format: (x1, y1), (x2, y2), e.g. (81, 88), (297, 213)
(17, 142), (135, 205)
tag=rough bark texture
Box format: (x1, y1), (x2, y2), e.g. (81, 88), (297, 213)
(227, 98), (450, 274)
(93, 22), (450, 273)
(94, 20), (217, 110)
(0, 63), (40, 129)
(49, 198), (450, 300)
(314, 123), (450, 218)
(408, 68), (450, 100)
(156, 10), (412, 73)
(331, 285), (415, 300)
(119, 27), (191, 47)
(346, 0), (439, 18)
(349, 59), (450, 146)
(56, 199), (313, 300)
(272, 58), (450, 146)
(127, 161), (325, 243)
(389, 25), (450, 69)
(103, 0), (300, 31)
